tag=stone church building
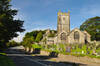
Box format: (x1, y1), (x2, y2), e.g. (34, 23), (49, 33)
(43, 11), (91, 44)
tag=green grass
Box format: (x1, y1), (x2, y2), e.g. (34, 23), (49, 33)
(72, 54), (86, 57)
(87, 55), (100, 59)
(0, 53), (6, 55)
(0, 53), (15, 66)
(32, 44), (42, 49)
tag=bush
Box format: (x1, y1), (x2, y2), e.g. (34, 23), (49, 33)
(32, 44), (42, 49)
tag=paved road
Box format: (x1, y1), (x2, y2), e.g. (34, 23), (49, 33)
(5, 46), (84, 66)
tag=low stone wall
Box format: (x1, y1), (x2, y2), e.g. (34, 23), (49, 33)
(58, 53), (100, 65)
(40, 51), (100, 64)
(23, 48), (100, 65)
(58, 53), (66, 58)
(40, 50), (50, 55)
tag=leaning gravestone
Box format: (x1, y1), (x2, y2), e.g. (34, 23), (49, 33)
(66, 46), (71, 53)
(86, 50), (90, 55)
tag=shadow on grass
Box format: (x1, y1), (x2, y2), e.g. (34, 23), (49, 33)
(0, 54), (15, 66)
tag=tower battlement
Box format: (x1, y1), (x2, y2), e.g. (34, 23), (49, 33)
(58, 11), (70, 16)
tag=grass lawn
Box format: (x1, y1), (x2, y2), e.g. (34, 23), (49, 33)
(0, 53), (15, 66)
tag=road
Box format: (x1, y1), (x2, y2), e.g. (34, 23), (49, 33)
(5, 46), (84, 66)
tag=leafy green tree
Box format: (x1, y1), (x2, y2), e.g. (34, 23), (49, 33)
(6, 40), (20, 47)
(80, 16), (100, 41)
(22, 36), (34, 47)
(22, 30), (56, 45)
(48, 33), (55, 37)
(35, 32), (43, 42)
(24, 30), (45, 41)
(0, 0), (25, 47)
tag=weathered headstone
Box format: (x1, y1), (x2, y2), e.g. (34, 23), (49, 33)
(66, 46), (71, 53)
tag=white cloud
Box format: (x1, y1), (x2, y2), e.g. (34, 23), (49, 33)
(13, 33), (25, 42)
(11, 6), (27, 20)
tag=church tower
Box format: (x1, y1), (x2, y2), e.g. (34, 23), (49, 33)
(57, 11), (70, 34)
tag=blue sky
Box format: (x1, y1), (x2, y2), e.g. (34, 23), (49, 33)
(11, 0), (100, 42)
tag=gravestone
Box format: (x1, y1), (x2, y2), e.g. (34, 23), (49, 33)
(66, 46), (71, 53)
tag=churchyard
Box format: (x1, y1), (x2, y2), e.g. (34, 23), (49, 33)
(23, 41), (100, 58)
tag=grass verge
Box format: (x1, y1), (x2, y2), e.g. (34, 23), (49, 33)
(0, 53), (15, 66)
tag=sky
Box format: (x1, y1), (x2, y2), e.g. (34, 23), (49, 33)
(11, 0), (100, 42)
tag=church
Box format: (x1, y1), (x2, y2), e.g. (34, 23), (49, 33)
(42, 11), (91, 44)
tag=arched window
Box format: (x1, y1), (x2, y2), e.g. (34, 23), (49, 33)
(60, 32), (66, 40)
(74, 31), (80, 40)
(84, 33), (88, 43)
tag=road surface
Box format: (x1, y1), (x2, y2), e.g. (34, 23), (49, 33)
(5, 46), (84, 66)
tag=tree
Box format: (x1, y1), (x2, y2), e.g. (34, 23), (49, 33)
(6, 40), (20, 47)
(22, 36), (34, 47)
(35, 32), (43, 42)
(0, 0), (25, 47)
(80, 16), (100, 41)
